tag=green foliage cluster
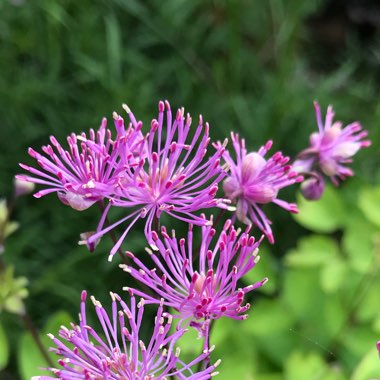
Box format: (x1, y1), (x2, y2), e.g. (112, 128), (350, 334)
(0, 0), (380, 378)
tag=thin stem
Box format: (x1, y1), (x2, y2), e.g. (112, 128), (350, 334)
(213, 208), (226, 231)
(197, 319), (214, 372)
(21, 313), (55, 368)
(97, 201), (129, 265)
(152, 214), (160, 234)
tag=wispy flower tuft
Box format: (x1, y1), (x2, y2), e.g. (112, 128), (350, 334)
(17, 117), (143, 211)
(32, 290), (219, 380)
(121, 218), (267, 327)
(88, 101), (228, 260)
(294, 102), (371, 199)
(218, 133), (303, 243)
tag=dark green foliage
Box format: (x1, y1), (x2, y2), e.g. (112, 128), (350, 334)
(1, 0), (380, 378)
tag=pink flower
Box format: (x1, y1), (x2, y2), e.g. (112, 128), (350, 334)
(300, 173), (325, 201)
(88, 101), (228, 260)
(120, 219), (267, 326)
(294, 102), (371, 189)
(219, 133), (303, 243)
(17, 116), (143, 211)
(32, 291), (219, 380)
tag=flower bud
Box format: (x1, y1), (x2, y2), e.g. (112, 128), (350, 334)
(14, 177), (35, 197)
(300, 175), (325, 200)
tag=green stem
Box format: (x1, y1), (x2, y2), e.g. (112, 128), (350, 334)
(21, 312), (55, 368)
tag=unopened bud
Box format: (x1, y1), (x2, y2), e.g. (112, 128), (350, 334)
(14, 177), (35, 197)
(300, 175), (325, 200)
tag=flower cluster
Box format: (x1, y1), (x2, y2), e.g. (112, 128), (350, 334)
(33, 290), (219, 380)
(294, 102), (371, 200)
(120, 218), (267, 327)
(19, 99), (371, 379)
(218, 133), (303, 243)
(18, 101), (228, 260)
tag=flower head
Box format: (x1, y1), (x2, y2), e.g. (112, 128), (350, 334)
(88, 101), (228, 260)
(377, 341), (380, 357)
(16, 116), (143, 211)
(294, 102), (371, 190)
(219, 133), (303, 243)
(121, 219), (267, 326)
(33, 290), (219, 380)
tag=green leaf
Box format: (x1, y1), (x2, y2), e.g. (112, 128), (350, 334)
(285, 351), (326, 380)
(43, 310), (73, 336)
(211, 315), (243, 347)
(285, 351), (345, 380)
(343, 213), (377, 273)
(246, 299), (295, 337)
(341, 325), (378, 370)
(170, 324), (202, 364)
(355, 278), (380, 324)
(0, 199), (7, 225)
(18, 310), (74, 380)
(293, 186), (346, 232)
(245, 299), (297, 366)
(351, 348), (380, 380)
(4, 221), (19, 238)
(358, 186), (380, 229)
(282, 268), (322, 320)
(285, 235), (339, 268)
(320, 257), (347, 294)
(216, 351), (255, 380)
(18, 332), (47, 380)
(0, 322), (9, 370)
(0, 266), (28, 315)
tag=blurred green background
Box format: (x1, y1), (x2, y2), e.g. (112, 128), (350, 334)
(1, 0), (380, 379)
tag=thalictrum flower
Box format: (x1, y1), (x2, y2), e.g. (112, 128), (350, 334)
(88, 101), (228, 260)
(120, 218), (267, 327)
(16, 116), (143, 211)
(32, 290), (219, 380)
(294, 102), (371, 193)
(218, 133), (303, 243)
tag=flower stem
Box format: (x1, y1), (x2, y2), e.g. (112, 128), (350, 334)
(21, 312), (55, 368)
(198, 319), (214, 372)
(97, 202), (129, 265)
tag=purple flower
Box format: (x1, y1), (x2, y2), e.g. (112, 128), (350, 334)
(120, 219), (267, 326)
(300, 173), (325, 201)
(88, 101), (228, 260)
(16, 116), (143, 211)
(294, 102), (371, 188)
(218, 133), (303, 243)
(377, 341), (380, 357)
(32, 290), (219, 380)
